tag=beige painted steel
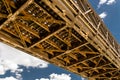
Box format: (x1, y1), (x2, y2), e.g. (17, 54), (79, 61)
(0, 0), (120, 80)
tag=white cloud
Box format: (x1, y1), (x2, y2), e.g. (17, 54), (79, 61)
(98, 0), (116, 8)
(99, 12), (107, 19)
(106, 0), (116, 5)
(0, 76), (17, 80)
(0, 59), (19, 73)
(0, 65), (5, 75)
(98, 0), (107, 8)
(81, 77), (86, 80)
(0, 59), (20, 75)
(36, 73), (71, 80)
(50, 73), (71, 80)
(40, 78), (49, 80)
(15, 73), (22, 80)
(0, 42), (49, 75)
(15, 69), (23, 80)
(99, 0), (107, 5)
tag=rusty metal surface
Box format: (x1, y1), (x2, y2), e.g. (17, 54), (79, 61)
(0, 0), (120, 80)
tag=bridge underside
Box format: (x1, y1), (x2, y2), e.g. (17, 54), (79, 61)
(0, 0), (120, 80)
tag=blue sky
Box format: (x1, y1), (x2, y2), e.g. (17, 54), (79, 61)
(89, 0), (120, 43)
(0, 0), (119, 80)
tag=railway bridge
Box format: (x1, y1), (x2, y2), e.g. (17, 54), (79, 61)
(0, 0), (120, 80)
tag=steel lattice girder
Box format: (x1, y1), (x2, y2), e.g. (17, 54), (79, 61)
(0, 0), (120, 80)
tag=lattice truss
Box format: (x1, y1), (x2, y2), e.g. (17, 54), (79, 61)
(0, 0), (120, 80)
